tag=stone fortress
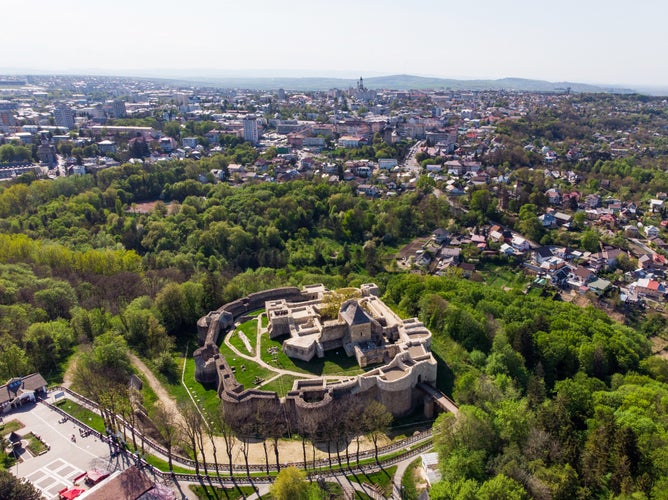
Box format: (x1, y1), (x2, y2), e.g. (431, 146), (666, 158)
(194, 284), (441, 424)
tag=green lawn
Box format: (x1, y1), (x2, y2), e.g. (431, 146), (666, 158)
(349, 465), (397, 497)
(228, 323), (257, 355)
(1, 449), (16, 470)
(189, 484), (257, 500)
(477, 262), (528, 290)
(219, 341), (274, 390)
(259, 334), (364, 377)
(142, 452), (194, 474)
(154, 354), (192, 406)
(25, 432), (48, 456)
(401, 457), (424, 500)
(182, 358), (222, 417)
(136, 372), (159, 414)
(258, 375), (301, 397)
(54, 399), (106, 433)
(0, 420), (24, 436)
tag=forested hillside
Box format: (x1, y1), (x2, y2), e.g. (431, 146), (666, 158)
(0, 162), (448, 381)
(1, 162), (668, 498)
(384, 274), (668, 498)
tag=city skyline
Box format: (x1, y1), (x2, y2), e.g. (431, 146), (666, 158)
(2, 0), (667, 87)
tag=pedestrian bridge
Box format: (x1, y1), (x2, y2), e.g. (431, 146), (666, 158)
(417, 383), (459, 416)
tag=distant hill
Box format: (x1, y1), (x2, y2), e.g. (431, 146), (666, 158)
(364, 75), (634, 93)
(176, 73), (635, 93)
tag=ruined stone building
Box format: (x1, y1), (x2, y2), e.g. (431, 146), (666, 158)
(193, 284), (441, 427)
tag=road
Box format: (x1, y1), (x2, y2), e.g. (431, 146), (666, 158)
(403, 140), (424, 173)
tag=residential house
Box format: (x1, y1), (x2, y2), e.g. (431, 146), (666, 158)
(591, 248), (625, 270)
(471, 234), (487, 249)
(624, 225), (641, 237)
(562, 191), (581, 208)
(227, 164), (245, 177)
(415, 250), (432, 267)
(489, 228), (505, 242)
(378, 158), (398, 170)
(654, 238), (668, 251)
(432, 228), (449, 244)
(209, 169), (226, 181)
(539, 212), (557, 228)
(585, 193), (601, 209)
(159, 137), (175, 153)
(97, 140), (116, 154)
(638, 254), (652, 270)
(554, 212), (572, 227)
(589, 278), (612, 296)
(445, 160), (464, 176)
(460, 262), (476, 278)
(534, 246), (554, 265)
(650, 199), (664, 213)
(445, 184), (465, 196)
(470, 173), (489, 186)
(182, 137), (198, 148)
(645, 225), (659, 239)
(338, 136), (362, 148)
(608, 200), (622, 214)
(568, 265), (596, 288)
(540, 256), (567, 272)
(632, 278), (666, 298)
(357, 184), (379, 197)
(500, 243), (516, 255)
(511, 235), (530, 252)
(545, 188), (561, 205)
(439, 247), (461, 262)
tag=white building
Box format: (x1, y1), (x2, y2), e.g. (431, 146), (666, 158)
(243, 115), (258, 145)
(54, 105), (75, 130)
(378, 158), (398, 170)
(421, 452), (442, 486)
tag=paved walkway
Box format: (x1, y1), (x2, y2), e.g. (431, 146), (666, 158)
(4, 401), (132, 499)
(6, 398), (432, 500)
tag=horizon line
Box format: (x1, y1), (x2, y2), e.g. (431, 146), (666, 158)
(0, 68), (666, 91)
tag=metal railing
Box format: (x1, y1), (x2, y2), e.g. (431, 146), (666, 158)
(45, 386), (434, 479)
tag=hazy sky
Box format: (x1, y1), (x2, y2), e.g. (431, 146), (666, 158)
(3, 0), (667, 86)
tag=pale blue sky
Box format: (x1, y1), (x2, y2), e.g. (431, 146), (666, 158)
(3, 0), (667, 86)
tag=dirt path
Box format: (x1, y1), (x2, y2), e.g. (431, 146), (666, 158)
(61, 352), (80, 389)
(128, 353), (184, 425)
(128, 333), (387, 465)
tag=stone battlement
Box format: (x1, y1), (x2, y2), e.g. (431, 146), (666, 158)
(193, 284), (442, 427)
